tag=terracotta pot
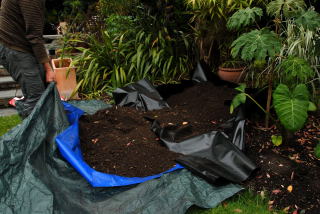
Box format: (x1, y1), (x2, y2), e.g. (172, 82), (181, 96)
(51, 58), (79, 100)
(217, 66), (246, 83)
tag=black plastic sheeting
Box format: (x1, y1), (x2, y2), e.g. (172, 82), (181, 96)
(112, 79), (169, 111)
(0, 83), (242, 214)
(115, 78), (257, 184)
(149, 112), (256, 183)
(192, 61), (208, 83)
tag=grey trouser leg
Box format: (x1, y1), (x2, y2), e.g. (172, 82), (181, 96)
(0, 44), (45, 118)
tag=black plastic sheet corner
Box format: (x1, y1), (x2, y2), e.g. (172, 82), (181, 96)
(192, 61), (208, 83)
(113, 79), (169, 111)
(149, 107), (256, 183)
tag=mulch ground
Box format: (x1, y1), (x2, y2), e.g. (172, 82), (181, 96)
(244, 113), (320, 214)
(79, 81), (320, 213)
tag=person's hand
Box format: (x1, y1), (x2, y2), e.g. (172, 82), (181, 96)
(43, 62), (56, 82)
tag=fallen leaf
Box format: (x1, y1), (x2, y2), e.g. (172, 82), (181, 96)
(287, 185), (293, 193)
(233, 208), (242, 213)
(272, 189), (281, 194)
(266, 173), (271, 178)
(292, 210), (298, 214)
(283, 206), (290, 213)
(268, 200), (274, 205)
(182, 121), (188, 125)
(294, 159), (304, 163)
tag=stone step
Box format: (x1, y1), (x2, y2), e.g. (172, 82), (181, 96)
(0, 76), (19, 90)
(0, 66), (9, 76)
(0, 89), (23, 107)
(0, 107), (17, 117)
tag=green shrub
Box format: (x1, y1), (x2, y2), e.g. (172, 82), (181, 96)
(74, 28), (192, 96)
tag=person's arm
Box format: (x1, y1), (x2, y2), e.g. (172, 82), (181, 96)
(19, 0), (55, 82)
(19, 0), (49, 64)
(43, 62), (56, 82)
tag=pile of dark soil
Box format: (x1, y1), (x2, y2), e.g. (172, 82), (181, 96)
(79, 82), (235, 177)
(79, 80), (320, 213)
(79, 106), (180, 177)
(244, 113), (320, 214)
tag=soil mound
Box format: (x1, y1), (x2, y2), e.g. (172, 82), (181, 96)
(79, 82), (235, 177)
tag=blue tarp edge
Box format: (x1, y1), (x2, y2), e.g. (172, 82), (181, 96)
(55, 102), (184, 187)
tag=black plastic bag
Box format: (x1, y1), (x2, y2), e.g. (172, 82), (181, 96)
(113, 79), (169, 111)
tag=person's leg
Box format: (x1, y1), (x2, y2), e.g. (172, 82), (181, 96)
(1, 45), (46, 118)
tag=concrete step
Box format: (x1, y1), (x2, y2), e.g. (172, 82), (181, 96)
(0, 107), (17, 117)
(0, 66), (9, 76)
(0, 89), (23, 107)
(0, 76), (19, 90)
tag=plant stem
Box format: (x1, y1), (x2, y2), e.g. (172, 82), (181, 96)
(265, 73), (273, 128)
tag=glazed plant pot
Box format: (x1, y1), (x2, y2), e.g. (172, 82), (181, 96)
(51, 58), (79, 100)
(217, 66), (246, 84)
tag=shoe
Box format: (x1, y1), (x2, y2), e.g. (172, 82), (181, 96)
(8, 96), (24, 107)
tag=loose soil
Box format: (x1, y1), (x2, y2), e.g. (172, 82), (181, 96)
(79, 81), (320, 213)
(79, 82), (235, 177)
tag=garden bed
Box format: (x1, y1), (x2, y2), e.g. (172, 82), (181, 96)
(79, 81), (320, 213)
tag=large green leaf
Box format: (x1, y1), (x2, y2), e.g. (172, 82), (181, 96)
(231, 29), (281, 61)
(276, 56), (315, 84)
(273, 84), (310, 132)
(267, 0), (306, 18)
(295, 10), (320, 31)
(230, 84), (246, 114)
(227, 7), (263, 31)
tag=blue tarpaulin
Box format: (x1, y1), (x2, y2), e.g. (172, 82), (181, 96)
(56, 102), (184, 187)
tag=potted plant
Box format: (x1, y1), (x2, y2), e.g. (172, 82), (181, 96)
(217, 60), (247, 83)
(217, 7), (265, 84)
(52, 57), (79, 100)
(51, 14), (84, 100)
(229, 0), (319, 138)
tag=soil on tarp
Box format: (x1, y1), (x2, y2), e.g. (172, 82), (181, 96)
(79, 106), (180, 177)
(79, 80), (320, 213)
(244, 113), (320, 214)
(79, 82), (236, 177)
